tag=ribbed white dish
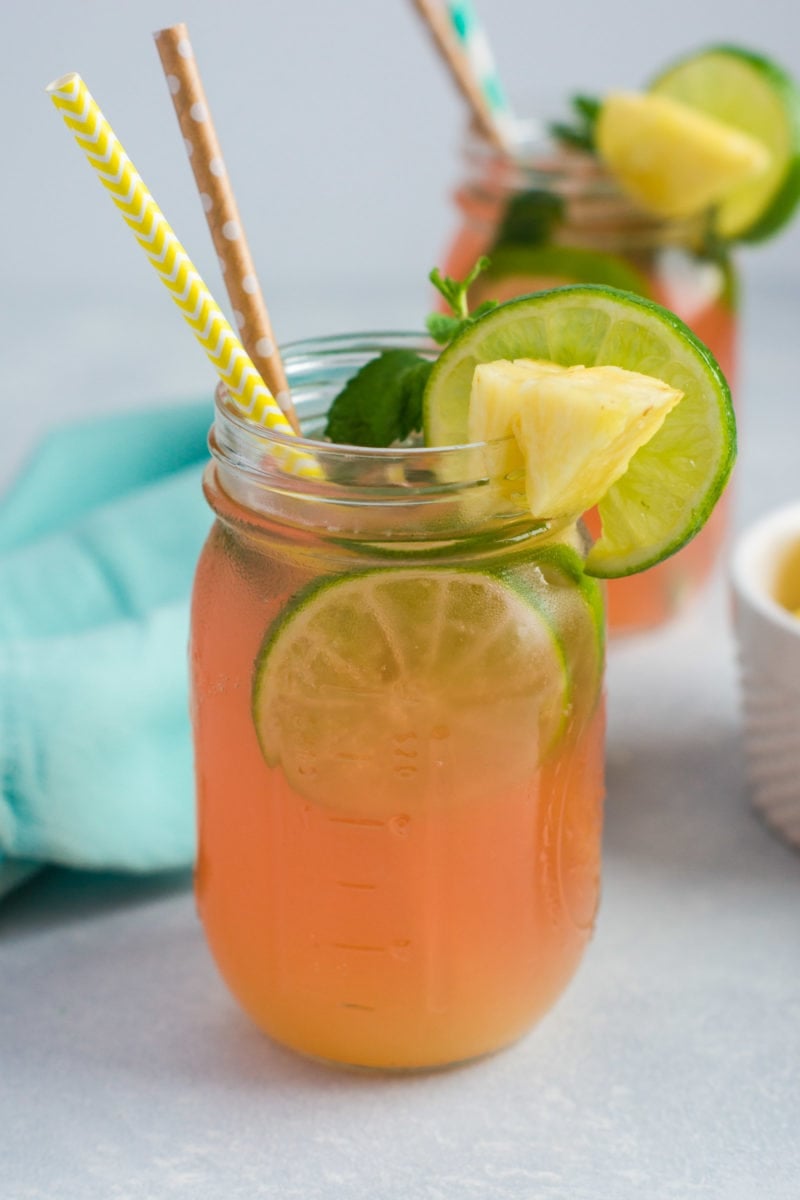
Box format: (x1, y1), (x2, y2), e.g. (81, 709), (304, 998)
(731, 503), (800, 850)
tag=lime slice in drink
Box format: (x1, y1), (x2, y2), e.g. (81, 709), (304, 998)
(595, 91), (770, 220)
(650, 45), (800, 240)
(423, 285), (735, 578)
(252, 568), (576, 815)
(469, 245), (652, 307)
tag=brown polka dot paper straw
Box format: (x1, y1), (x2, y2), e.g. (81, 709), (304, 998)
(154, 24), (300, 433)
(409, 0), (508, 152)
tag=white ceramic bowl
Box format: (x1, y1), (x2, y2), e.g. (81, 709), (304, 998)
(731, 502), (800, 850)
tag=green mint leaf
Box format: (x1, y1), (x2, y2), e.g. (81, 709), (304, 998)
(324, 262), (501, 448)
(400, 357), (433, 438)
(424, 262), (500, 350)
(429, 266), (464, 317)
(424, 299), (499, 349)
(573, 95), (601, 122)
(493, 189), (565, 250)
(548, 121), (595, 152)
(324, 350), (433, 447)
(470, 299), (499, 320)
(425, 312), (463, 345)
(429, 256), (491, 320)
(462, 255), (492, 293)
(549, 93), (602, 154)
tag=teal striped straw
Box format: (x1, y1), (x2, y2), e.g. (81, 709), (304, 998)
(447, 1), (514, 135)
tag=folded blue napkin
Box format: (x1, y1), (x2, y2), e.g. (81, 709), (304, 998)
(0, 403), (213, 899)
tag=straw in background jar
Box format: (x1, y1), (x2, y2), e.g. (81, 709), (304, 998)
(446, 1), (515, 142)
(46, 72), (319, 479)
(409, 0), (510, 151)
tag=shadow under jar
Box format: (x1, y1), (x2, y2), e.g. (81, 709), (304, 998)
(440, 123), (739, 634)
(190, 333), (606, 1070)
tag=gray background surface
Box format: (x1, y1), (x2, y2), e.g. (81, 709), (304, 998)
(2, 2), (800, 1196)
(1, 0), (799, 478)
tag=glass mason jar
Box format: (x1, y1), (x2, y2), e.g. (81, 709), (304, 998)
(441, 126), (739, 634)
(190, 333), (606, 1071)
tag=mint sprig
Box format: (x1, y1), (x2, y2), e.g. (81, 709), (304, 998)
(492, 189), (565, 251)
(324, 349), (433, 448)
(549, 94), (602, 153)
(425, 258), (498, 346)
(323, 261), (499, 447)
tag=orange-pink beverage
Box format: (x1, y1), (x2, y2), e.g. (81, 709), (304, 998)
(440, 129), (738, 633)
(190, 335), (606, 1070)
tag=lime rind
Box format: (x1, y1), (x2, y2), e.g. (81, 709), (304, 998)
(588, 301), (735, 576)
(651, 45), (800, 242)
(423, 285), (736, 579)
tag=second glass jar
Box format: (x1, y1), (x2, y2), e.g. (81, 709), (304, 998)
(440, 125), (739, 634)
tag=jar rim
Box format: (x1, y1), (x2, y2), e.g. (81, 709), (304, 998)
(216, 331), (494, 461)
(208, 331), (539, 529)
(458, 118), (706, 240)
(463, 117), (617, 185)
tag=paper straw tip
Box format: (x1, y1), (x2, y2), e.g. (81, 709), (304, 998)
(46, 72), (80, 95)
(153, 23), (188, 42)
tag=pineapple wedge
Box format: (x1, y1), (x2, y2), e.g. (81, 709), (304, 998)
(470, 359), (684, 520)
(468, 358), (566, 482)
(596, 91), (771, 219)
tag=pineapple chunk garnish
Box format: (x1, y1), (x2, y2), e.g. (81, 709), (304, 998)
(470, 359), (683, 519)
(596, 91), (771, 220)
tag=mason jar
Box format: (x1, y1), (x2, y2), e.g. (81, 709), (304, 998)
(440, 125), (739, 633)
(190, 333), (606, 1070)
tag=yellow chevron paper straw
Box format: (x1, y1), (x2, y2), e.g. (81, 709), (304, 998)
(46, 73), (320, 479)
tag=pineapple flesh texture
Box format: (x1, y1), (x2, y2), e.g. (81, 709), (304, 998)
(596, 91), (771, 219)
(469, 359), (684, 520)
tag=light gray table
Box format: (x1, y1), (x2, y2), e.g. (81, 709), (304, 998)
(2, 279), (799, 1199)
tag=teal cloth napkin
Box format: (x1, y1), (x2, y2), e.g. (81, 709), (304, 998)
(0, 403), (213, 900)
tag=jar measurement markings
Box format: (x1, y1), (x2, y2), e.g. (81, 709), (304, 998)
(327, 815), (386, 829)
(331, 942), (386, 953)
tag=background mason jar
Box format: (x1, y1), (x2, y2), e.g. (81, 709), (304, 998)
(440, 123), (739, 633)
